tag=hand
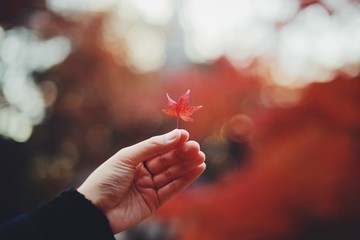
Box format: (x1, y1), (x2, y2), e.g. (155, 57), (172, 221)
(77, 129), (206, 233)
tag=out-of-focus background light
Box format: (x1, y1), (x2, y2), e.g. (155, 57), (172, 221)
(44, 0), (360, 84)
(46, 0), (118, 13)
(181, 0), (360, 86)
(0, 27), (71, 142)
(124, 24), (167, 73)
(180, 0), (299, 64)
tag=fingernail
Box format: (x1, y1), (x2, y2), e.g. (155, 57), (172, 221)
(165, 129), (179, 143)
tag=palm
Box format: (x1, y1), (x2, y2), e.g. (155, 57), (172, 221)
(105, 164), (161, 232)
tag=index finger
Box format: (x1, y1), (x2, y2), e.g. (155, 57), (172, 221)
(112, 129), (189, 167)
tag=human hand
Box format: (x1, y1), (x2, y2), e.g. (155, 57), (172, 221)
(77, 129), (206, 234)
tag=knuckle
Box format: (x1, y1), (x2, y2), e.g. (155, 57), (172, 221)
(159, 154), (168, 168)
(165, 168), (174, 181)
(169, 181), (177, 192)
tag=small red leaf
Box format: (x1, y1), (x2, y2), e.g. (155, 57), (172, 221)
(162, 89), (202, 127)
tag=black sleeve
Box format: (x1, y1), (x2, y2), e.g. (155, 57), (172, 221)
(0, 214), (40, 240)
(0, 188), (115, 240)
(31, 188), (116, 240)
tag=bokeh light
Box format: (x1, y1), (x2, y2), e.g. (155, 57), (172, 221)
(0, 27), (71, 142)
(124, 24), (167, 73)
(47, 0), (118, 13)
(56, 0), (360, 84)
(181, 0), (360, 86)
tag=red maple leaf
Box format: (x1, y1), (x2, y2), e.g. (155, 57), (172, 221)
(162, 89), (203, 128)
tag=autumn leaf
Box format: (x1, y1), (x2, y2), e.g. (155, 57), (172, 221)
(162, 89), (203, 128)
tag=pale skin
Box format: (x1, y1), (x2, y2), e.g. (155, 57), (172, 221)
(77, 129), (206, 234)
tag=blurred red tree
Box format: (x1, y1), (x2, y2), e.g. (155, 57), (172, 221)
(157, 75), (360, 240)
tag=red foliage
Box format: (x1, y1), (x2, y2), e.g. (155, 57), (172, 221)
(162, 90), (202, 128)
(157, 75), (360, 239)
(160, 57), (262, 140)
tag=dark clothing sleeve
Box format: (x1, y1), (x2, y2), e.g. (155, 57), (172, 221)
(0, 188), (115, 240)
(0, 214), (39, 239)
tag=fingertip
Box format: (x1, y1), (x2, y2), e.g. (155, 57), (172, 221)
(194, 162), (206, 177)
(175, 140), (201, 158)
(164, 129), (187, 145)
(199, 151), (206, 162)
(188, 140), (200, 151)
(186, 162), (206, 182)
(199, 162), (206, 171)
(178, 129), (190, 144)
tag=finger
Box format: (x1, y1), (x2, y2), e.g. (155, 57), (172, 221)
(153, 151), (205, 189)
(112, 129), (189, 167)
(145, 140), (201, 175)
(157, 163), (206, 205)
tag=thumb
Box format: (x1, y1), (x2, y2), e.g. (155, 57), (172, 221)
(112, 129), (189, 167)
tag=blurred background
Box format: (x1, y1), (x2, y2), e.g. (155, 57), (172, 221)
(1, 0), (360, 239)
